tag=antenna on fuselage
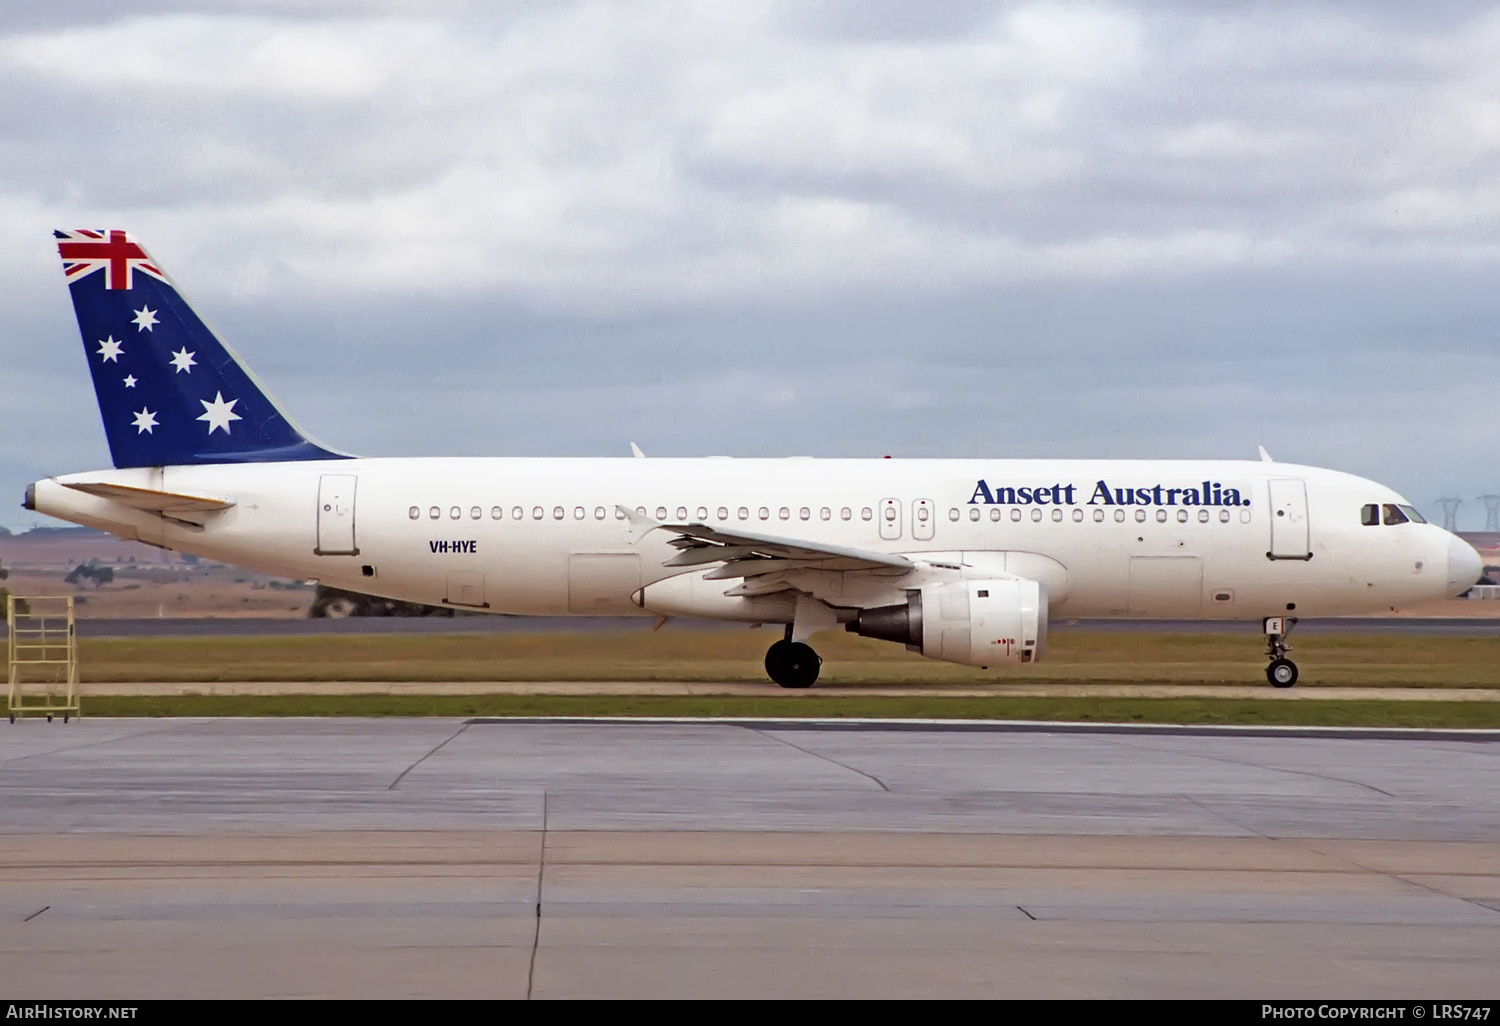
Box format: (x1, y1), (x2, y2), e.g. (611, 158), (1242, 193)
(1257, 445), (1274, 462)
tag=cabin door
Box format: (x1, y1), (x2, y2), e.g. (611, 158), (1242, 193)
(315, 474), (358, 555)
(1267, 479), (1312, 560)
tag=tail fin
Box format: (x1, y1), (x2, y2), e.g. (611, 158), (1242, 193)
(55, 229), (348, 468)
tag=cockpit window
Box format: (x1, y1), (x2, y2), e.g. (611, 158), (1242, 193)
(1398, 504), (1426, 524)
(1382, 503), (1409, 526)
(1360, 504), (1379, 526)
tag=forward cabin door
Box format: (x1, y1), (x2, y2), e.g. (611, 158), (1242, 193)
(315, 474), (358, 555)
(1267, 479), (1312, 560)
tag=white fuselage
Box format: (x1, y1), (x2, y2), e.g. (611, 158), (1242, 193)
(29, 456), (1466, 622)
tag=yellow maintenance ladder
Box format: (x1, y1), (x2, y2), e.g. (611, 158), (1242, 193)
(6, 595), (80, 723)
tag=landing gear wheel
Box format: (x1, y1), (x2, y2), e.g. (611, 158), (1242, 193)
(765, 639), (821, 689)
(1266, 658), (1299, 688)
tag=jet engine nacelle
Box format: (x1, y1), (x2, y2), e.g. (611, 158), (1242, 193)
(847, 578), (1047, 668)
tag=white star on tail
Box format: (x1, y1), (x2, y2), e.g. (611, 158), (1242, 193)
(197, 391), (241, 435)
(132, 305), (158, 331)
(131, 408), (157, 434)
(96, 336), (123, 362)
(169, 347), (196, 373)
(123, 375), (137, 388)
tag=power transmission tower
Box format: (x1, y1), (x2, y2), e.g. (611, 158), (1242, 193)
(1480, 494), (1500, 532)
(1436, 496), (1463, 533)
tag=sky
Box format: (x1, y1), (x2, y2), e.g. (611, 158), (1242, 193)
(2, 1), (1499, 530)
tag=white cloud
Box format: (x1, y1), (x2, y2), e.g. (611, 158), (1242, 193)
(2, 2), (1499, 524)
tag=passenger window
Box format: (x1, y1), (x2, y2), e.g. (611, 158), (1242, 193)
(739, 507), (749, 520)
(696, 507), (708, 520)
(429, 506), (440, 519)
(884, 506), (897, 522)
(1197, 509), (1208, 523)
(676, 507), (688, 520)
(969, 508), (980, 522)
(1176, 510), (1187, 523)
(990, 508), (1001, 522)
(1072, 509), (1083, 522)
(778, 507), (790, 520)
(512, 506), (523, 520)
(1155, 509), (1167, 523)
(553, 506), (565, 520)
(1031, 509), (1042, 522)
(408, 506), (420, 520)
(1219, 509), (1230, 523)
(718, 507), (729, 520)
(1382, 504), (1408, 525)
(820, 507), (831, 521)
(1051, 509), (1062, 522)
(1093, 509), (1104, 522)
(491, 506), (502, 520)
(1011, 509), (1021, 522)
(841, 507), (852, 521)
(636, 506), (646, 517)
(1135, 509), (1146, 523)
(759, 507), (770, 520)
(450, 506), (461, 519)
(1114, 509), (1125, 523)
(1361, 504), (1379, 527)
(946, 508), (957, 522)
(656, 507), (668, 520)
(595, 507), (606, 520)
(471, 506), (482, 520)
(614, 508), (626, 520)
(799, 507), (810, 520)
(862, 507), (873, 521)
(574, 507), (585, 520)
(533, 507), (544, 520)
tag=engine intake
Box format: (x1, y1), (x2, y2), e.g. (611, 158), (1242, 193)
(848, 578), (1047, 668)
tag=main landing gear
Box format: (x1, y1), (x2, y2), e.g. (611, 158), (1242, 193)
(1264, 616), (1299, 688)
(765, 630), (821, 689)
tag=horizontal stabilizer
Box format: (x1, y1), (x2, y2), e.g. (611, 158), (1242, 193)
(59, 481), (235, 514)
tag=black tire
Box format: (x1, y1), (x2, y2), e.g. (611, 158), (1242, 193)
(766, 639), (821, 689)
(1266, 658), (1299, 688)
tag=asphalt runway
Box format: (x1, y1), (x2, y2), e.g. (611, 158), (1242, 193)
(72, 614), (1500, 637)
(1, 719), (1497, 999)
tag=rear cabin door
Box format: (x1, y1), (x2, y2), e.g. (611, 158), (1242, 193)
(315, 474), (358, 555)
(1267, 479), (1312, 560)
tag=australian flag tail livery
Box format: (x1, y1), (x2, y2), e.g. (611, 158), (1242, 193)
(56, 229), (347, 469)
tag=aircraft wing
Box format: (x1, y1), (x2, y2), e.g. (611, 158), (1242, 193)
(618, 506), (914, 581)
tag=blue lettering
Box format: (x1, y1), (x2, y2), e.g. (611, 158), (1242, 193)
(969, 480), (994, 505)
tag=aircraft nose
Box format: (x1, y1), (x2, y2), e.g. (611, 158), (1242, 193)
(1446, 534), (1483, 598)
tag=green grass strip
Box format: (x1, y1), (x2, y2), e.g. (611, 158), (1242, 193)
(66, 694), (1500, 728)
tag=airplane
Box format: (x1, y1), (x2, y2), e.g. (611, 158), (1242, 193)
(24, 230), (1484, 689)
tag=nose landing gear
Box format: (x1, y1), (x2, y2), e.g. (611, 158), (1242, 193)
(1264, 616), (1299, 688)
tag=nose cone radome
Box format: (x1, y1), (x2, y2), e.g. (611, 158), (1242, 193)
(1446, 535), (1483, 598)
